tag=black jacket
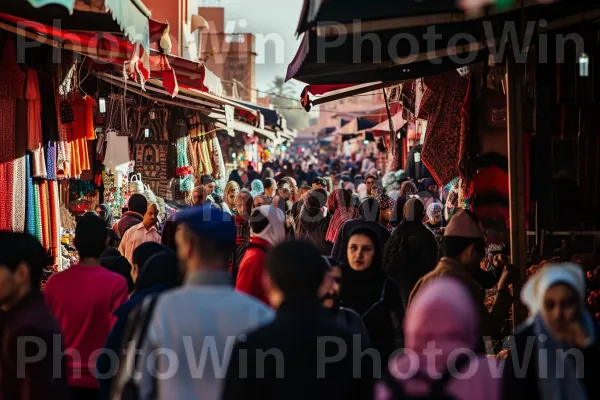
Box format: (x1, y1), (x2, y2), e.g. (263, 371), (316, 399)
(502, 323), (600, 400)
(331, 219), (390, 262)
(383, 220), (439, 308)
(223, 299), (374, 400)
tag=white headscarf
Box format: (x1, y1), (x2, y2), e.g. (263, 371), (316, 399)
(521, 263), (586, 321)
(521, 263), (594, 400)
(252, 205), (286, 246)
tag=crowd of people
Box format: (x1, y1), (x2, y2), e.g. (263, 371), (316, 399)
(1, 156), (600, 400)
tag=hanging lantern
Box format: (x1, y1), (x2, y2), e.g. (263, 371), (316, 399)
(149, 109), (156, 120)
(98, 97), (106, 113)
(579, 52), (589, 77)
(144, 128), (150, 138)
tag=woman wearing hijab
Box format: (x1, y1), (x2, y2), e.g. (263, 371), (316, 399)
(377, 278), (501, 400)
(250, 179), (264, 197)
(503, 263), (600, 400)
(425, 202), (444, 241)
(357, 183), (368, 200)
(95, 204), (119, 247)
(236, 205), (286, 305)
(295, 189), (331, 255)
(223, 181), (240, 215)
(131, 242), (169, 282)
(341, 227), (404, 364)
(389, 181), (419, 227)
(188, 185), (208, 207)
(325, 189), (358, 245)
(375, 193), (395, 228)
(97, 251), (181, 400)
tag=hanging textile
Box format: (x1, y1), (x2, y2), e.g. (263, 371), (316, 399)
(25, 153), (35, 236)
(33, 181), (42, 243)
(12, 156), (27, 232)
(31, 145), (48, 178)
(39, 181), (50, 249)
(26, 69), (43, 150)
(103, 130), (130, 169)
(49, 180), (61, 266)
(418, 70), (471, 187)
(134, 142), (169, 181)
(172, 108), (193, 192)
(106, 93), (131, 136)
(38, 72), (59, 144)
(55, 75), (70, 179)
(0, 40), (25, 163)
(47, 142), (57, 181)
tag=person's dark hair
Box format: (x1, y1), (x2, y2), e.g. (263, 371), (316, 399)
(359, 198), (380, 222)
(250, 209), (270, 234)
(264, 178), (276, 190)
(0, 231), (47, 290)
(248, 164), (255, 172)
(365, 173), (377, 182)
(440, 236), (485, 259)
(74, 214), (107, 259)
(133, 242), (169, 268)
(128, 194), (148, 216)
(134, 251), (181, 294)
(300, 185), (311, 193)
(312, 177), (326, 187)
(268, 240), (329, 298)
(238, 191), (254, 216)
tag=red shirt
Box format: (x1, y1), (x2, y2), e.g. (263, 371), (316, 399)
(235, 237), (271, 306)
(44, 265), (129, 389)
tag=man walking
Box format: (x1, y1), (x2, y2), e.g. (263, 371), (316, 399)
(139, 205), (274, 400)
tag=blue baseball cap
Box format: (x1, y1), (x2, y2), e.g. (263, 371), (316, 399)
(176, 205), (236, 245)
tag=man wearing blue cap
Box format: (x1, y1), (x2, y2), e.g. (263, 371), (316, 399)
(139, 205), (274, 400)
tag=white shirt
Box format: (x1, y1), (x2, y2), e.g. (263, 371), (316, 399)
(118, 222), (161, 265)
(140, 270), (274, 400)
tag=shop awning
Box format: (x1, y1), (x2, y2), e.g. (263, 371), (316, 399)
(0, 13), (224, 99)
(332, 117), (377, 136)
(288, 0), (598, 85)
(231, 100), (281, 129)
(6, 0), (151, 52)
(358, 111), (405, 135)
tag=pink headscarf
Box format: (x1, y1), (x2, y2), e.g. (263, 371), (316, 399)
(376, 278), (501, 400)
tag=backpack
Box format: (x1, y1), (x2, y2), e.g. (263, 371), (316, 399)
(380, 355), (471, 400)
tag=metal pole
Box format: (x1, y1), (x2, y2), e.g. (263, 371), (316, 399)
(506, 53), (528, 327)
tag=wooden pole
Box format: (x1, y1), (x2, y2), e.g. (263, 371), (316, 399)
(506, 52), (528, 327)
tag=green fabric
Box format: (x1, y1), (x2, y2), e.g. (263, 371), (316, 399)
(33, 183), (42, 243)
(27, 0), (75, 10)
(105, 0), (150, 53)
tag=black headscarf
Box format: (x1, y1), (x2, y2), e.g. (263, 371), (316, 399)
(339, 227), (386, 316)
(132, 242), (169, 268)
(96, 204), (114, 229)
(359, 198), (380, 222)
(134, 251), (181, 294)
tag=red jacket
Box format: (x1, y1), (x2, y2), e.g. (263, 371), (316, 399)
(235, 237), (271, 306)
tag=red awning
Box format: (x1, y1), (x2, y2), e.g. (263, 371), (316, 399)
(0, 13), (222, 98)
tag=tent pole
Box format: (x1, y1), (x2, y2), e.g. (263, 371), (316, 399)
(506, 52), (528, 327)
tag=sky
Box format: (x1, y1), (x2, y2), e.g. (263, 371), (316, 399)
(210, 0), (305, 93)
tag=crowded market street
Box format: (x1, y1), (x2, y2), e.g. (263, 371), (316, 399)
(1, 0), (600, 399)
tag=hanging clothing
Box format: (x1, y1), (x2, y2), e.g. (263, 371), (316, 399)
(103, 130), (130, 169)
(38, 71), (59, 144)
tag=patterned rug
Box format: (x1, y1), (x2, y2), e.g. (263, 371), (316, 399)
(134, 142), (169, 182)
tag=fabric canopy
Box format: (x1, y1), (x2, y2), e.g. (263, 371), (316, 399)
(288, 0), (594, 85)
(18, 0), (151, 52)
(358, 111), (405, 136)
